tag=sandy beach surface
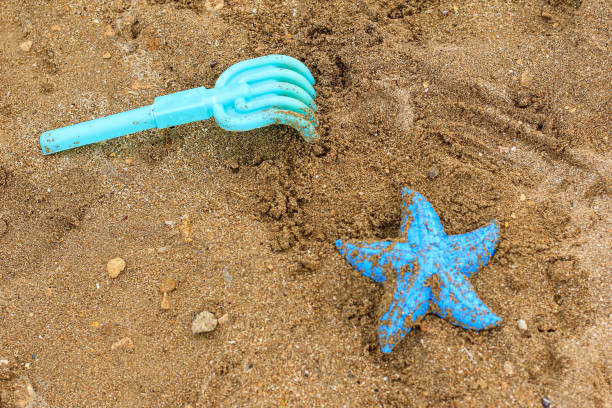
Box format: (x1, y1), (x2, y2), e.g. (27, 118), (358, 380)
(1, 1), (610, 407)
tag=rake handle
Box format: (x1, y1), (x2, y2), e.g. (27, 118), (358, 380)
(40, 87), (215, 155)
(40, 106), (155, 155)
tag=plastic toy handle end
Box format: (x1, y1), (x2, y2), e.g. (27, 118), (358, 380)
(40, 106), (157, 155)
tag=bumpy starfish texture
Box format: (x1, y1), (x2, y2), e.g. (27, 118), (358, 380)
(336, 188), (501, 353)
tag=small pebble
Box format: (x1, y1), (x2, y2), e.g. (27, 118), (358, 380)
(228, 159), (240, 173)
(50, 24), (61, 31)
(179, 215), (192, 243)
(103, 52), (111, 59)
(107, 257), (126, 278)
(217, 313), (229, 325)
(10, 376), (37, 406)
(427, 168), (438, 179)
(159, 277), (177, 293)
(157, 246), (169, 253)
(111, 337), (134, 352)
(519, 193), (526, 201)
(192, 311), (218, 334)
(517, 319), (528, 331)
(520, 70), (533, 87)
(503, 361), (515, 376)
(19, 40), (33, 52)
(205, 0), (224, 11)
(160, 292), (170, 310)
(541, 397), (552, 407)
(541, 11), (553, 20)
(104, 25), (116, 36)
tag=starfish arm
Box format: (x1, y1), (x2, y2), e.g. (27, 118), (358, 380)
(400, 189), (445, 242)
(433, 267), (501, 330)
(335, 239), (392, 282)
(446, 220), (500, 278)
(378, 274), (431, 353)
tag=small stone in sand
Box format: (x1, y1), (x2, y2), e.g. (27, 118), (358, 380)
(517, 319), (528, 331)
(503, 361), (515, 376)
(179, 215), (192, 243)
(427, 168), (438, 179)
(103, 52), (112, 59)
(228, 160), (239, 173)
(107, 257), (126, 278)
(104, 25), (116, 36)
(159, 277), (177, 293)
(160, 292), (170, 310)
(111, 337), (134, 352)
(519, 193), (526, 201)
(520, 70), (533, 87)
(217, 313), (229, 325)
(192, 311), (218, 334)
(205, 0), (224, 11)
(7, 375), (37, 407)
(19, 40), (33, 52)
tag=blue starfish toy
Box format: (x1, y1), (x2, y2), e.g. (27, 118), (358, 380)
(336, 188), (501, 353)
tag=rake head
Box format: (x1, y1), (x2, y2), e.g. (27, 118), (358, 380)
(211, 55), (319, 142)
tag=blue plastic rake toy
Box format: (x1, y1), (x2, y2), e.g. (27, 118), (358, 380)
(40, 55), (318, 155)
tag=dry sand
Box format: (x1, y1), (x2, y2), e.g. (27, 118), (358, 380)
(1, 0), (610, 407)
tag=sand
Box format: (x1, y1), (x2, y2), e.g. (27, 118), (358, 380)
(0, 0), (610, 407)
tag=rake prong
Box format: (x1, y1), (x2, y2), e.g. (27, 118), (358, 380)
(249, 82), (317, 111)
(216, 55), (315, 87)
(235, 95), (318, 125)
(261, 109), (318, 142)
(233, 66), (316, 98)
(213, 105), (318, 142)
